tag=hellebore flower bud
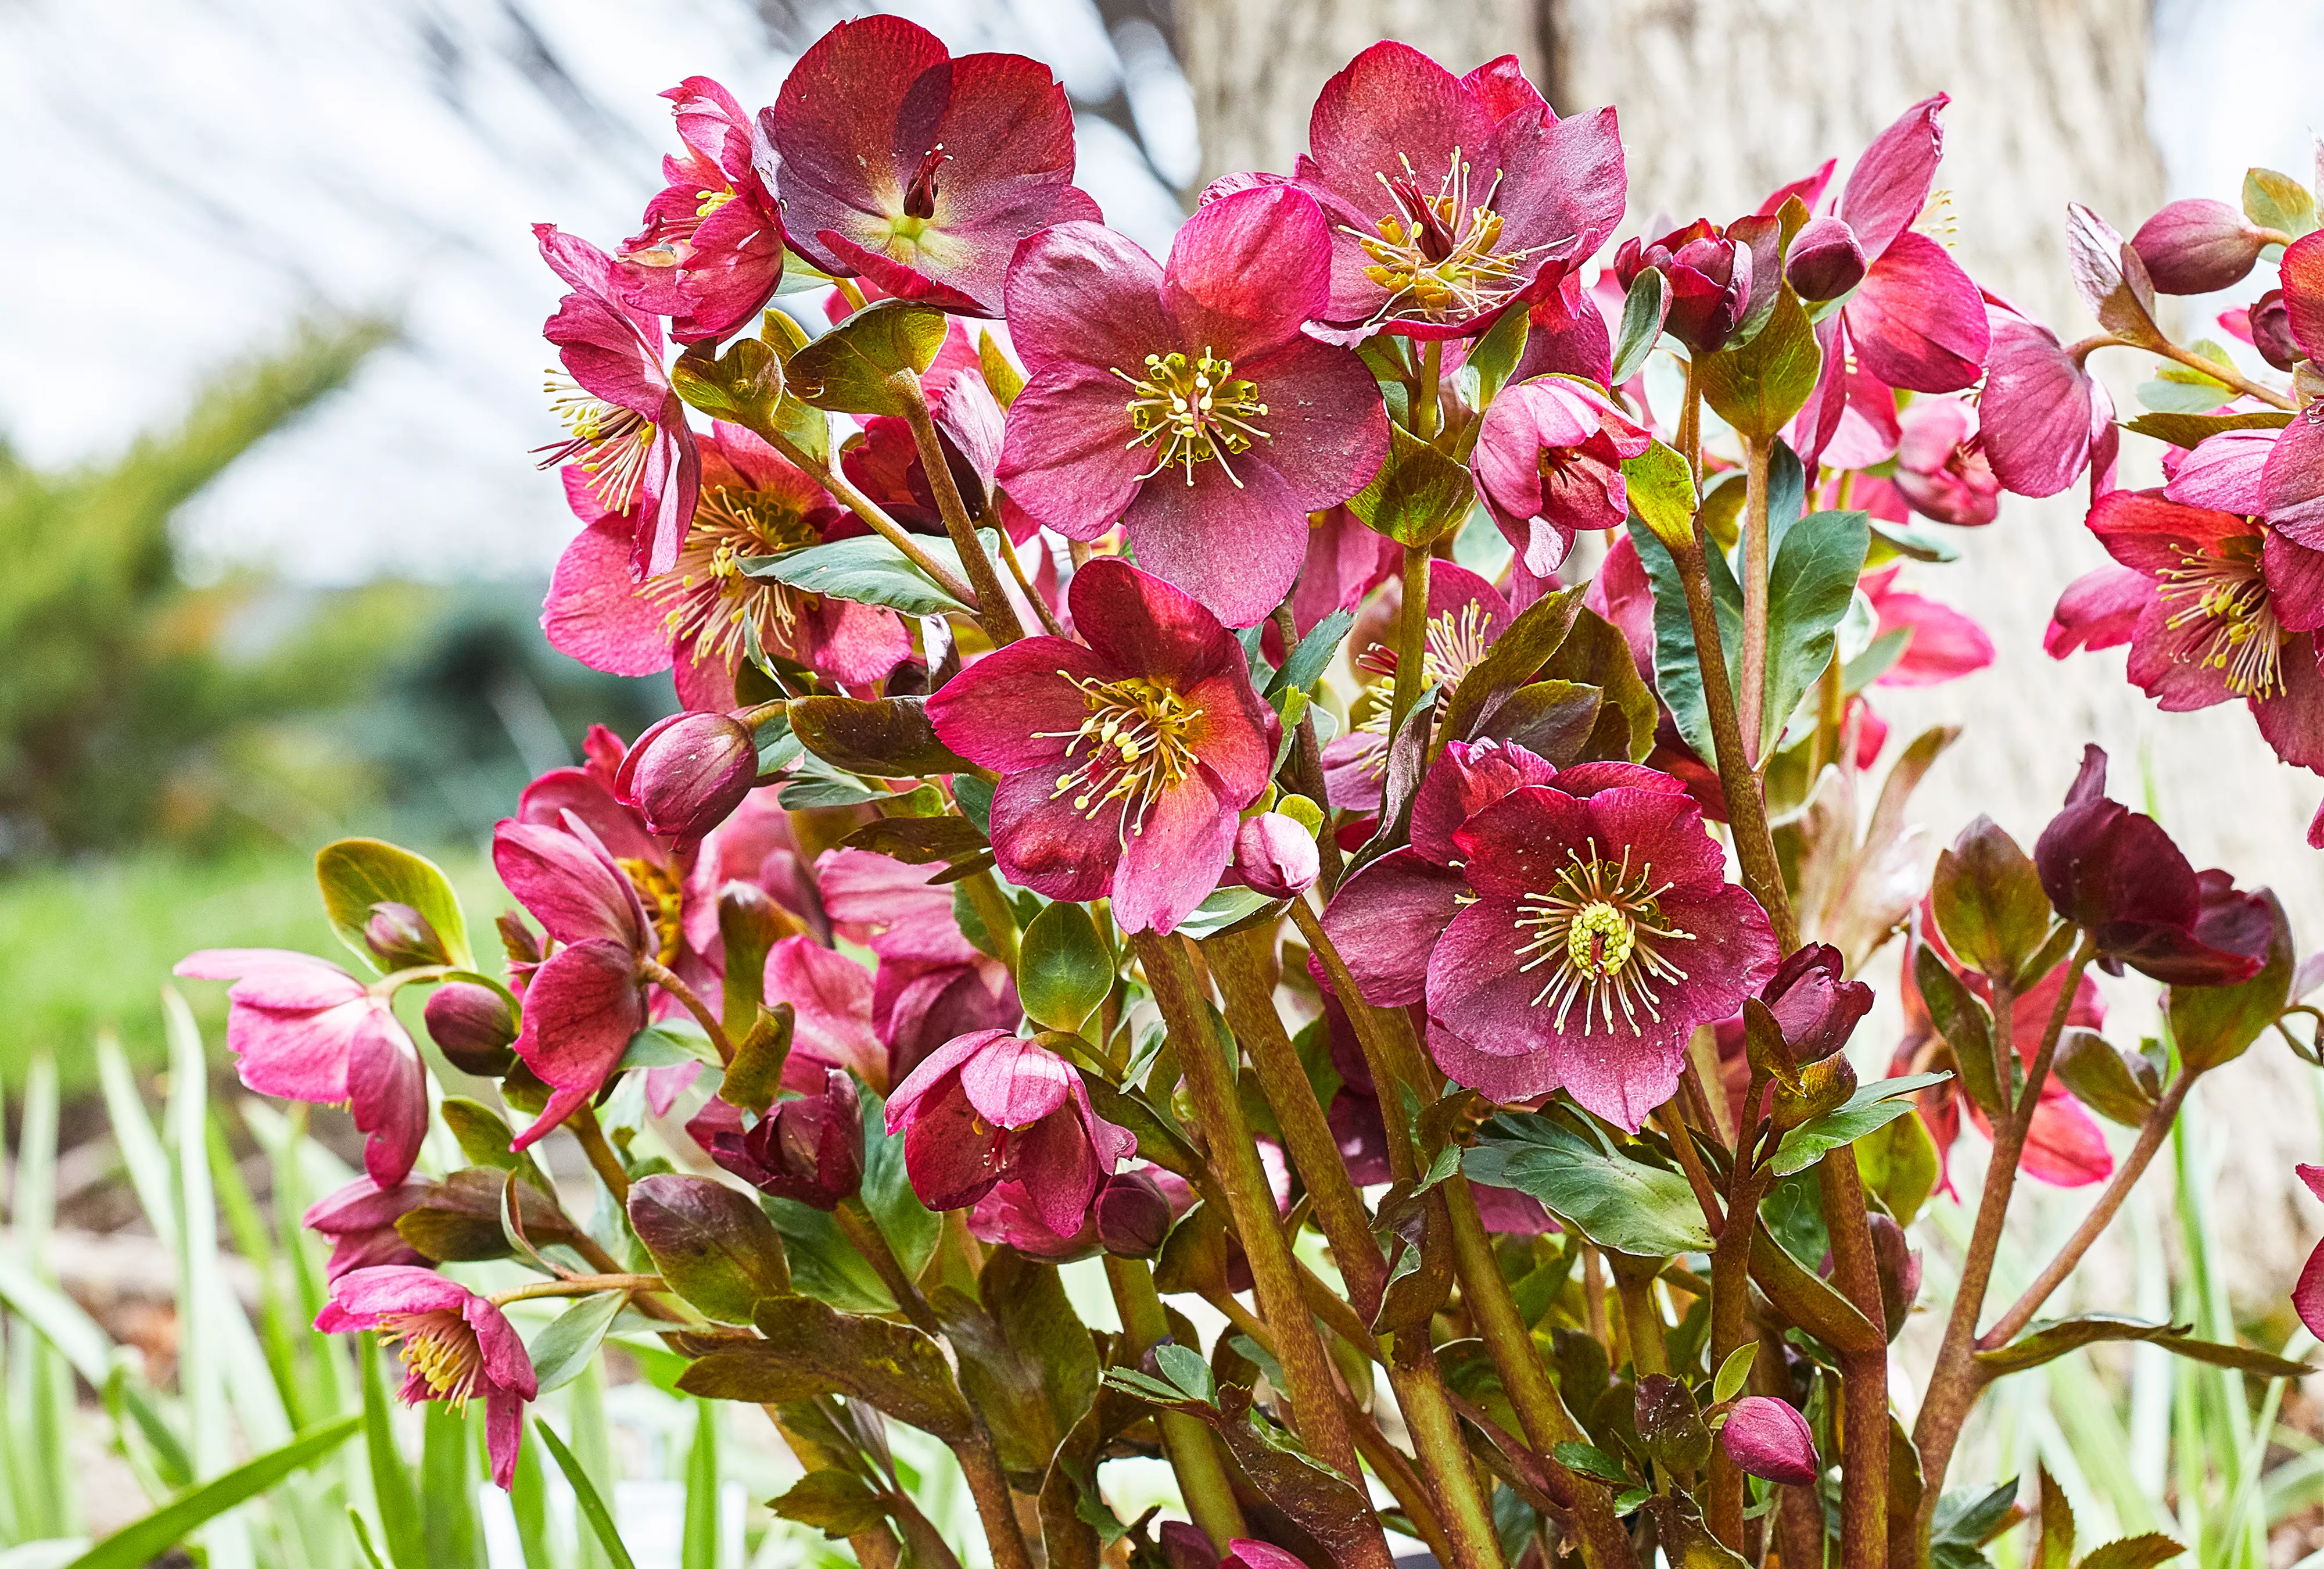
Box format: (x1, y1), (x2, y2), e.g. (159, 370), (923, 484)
(1760, 943), (1875, 1063)
(709, 1069), (864, 1210)
(365, 901), (448, 970)
(1222, 1542), (1310, 1569)
(1094, 1169), (1174, 1259)
(2251, 287), (2301, 371)
(1615, 220), (1754, 355)
(1720, 1395), (1821, 1485)
(614, 711), (758, 842)
(2132, 198), (2266, 295)
(1157, 1523), (1217, 1569)
(496, 909), (543, 967)
(424, 981), (519, 1077)
(1234, 812), (1319, 900)
(1869, 1213), (1922, 1339)
(1785, 215), (1868, 302)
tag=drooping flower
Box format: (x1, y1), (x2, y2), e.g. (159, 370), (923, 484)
(705, 1066), (865, 1210)
(616, 78), (786, 342)
(2294, 1164), (2324, 1341)
(2044, 480), (2324, 773)
(1759, 944), (1874, 1063)
(1324, 743), (1777, 1127)
(1232, 812), (1320, 900)
(761, 933), (892, 1091)
(532, 226), (700, 579)
(841, 368), (1036, 544)
(1861, 567), (1995, 688)
(173, 949), (425, 1185)
(303, 1176), (432, 1280)
(423, 980), (518, 1077)
(315, 1266), (537, 1488)
(998, 185), (1390, 626)
(2033, 745), (2272, 985)
(763, 15), (1099, 316)
(2132, 198), (2268, 296)
(1472, 375), (1652, 574)
(2259, 237), (2324, 541)
(1278, 44), (1624, 339)
(884, 1030), (1135, 1234)
(541, 424), (912, 700)
(814, 848), (1020, 1081)
(926, 559), (1278, 934)
(1977, 302), (2117, 500)
(1720, 1397), (1821, 1486)
(1890, 399), (2000, 527)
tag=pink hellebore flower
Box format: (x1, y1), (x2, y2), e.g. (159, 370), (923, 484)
(1324, 741), (1778, 1128)
(2045, 475), (2324, 773)
(1789, 96), (1992, 465)
(1283, 44), (1626, 338)
(533, 226), (700, 579)
(814, 847), (1020, 1080)
(2258, 232), (2324, 542)
(999, 185), (1389, 626)
(618, 77), (786, 342)
(542, 424), (912, 700)
(1612, 220), (1758, 356)
(1721, 1396), (1821, 1486)
(1861, 568), (1995, 688)
(317, 1266), (537, 1489)
(173, 949), (425, 1185)
(764, 16), (1100, 316)
(1977, 301), (2117, 500)
(926, 560), (1278, 935)
(1323, 561), (1512, 813)
(2294, 1163), (2324, 1342)
(1472, 375), (1651, 575)
(884, 1030), (1136, 1235)
(762, 933), (891, 1092)
(303, 1176), (431, 1280)
(842, 368), (1038, 545)
(1891, 399), (2000, 527)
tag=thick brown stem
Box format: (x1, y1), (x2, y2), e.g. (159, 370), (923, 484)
(1389, 1348), (1511, 1569)
(1131, 932), (1371, 1490)
(1820, 1148), (1890, 1569)
(1737, 436), (1774, 768)
(1390, 543), (1433, 737)
(759, 426), (978, 606)
(895, 370), (1025, 646)
(1705, 1087), (1772, 1550)
(1982, 1073), (2193, 1349)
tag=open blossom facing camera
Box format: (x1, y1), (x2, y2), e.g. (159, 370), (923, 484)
(927, 558), (1278, 934)
(317, 1267), (536, 1488)
(998, 185), (1390, 626)
(1282, 42), (1626, 338)
(763, 15), (1098, 315)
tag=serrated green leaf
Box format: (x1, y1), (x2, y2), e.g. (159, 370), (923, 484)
(1609, 268), (1666, 386)
(1760, 507), (1869, 759)
(1464, 1116), (1711, 1256)
(1551, 1440), (1633, 1485)
(785, 299), (948, 415)
(1346, 421), (1475, 547)
(1621, 440), (1697, 550)
(740, 531), (982, 617)
(315, 839), (473, 972)
(1697, 290), (1821, 438)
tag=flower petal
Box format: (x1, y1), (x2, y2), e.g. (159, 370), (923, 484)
(1319, 848), (1467, 1007)
(1110, 768), (1238, 935)
(1846, 233), (1988, 394)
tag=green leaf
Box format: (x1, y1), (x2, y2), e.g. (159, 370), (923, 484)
(788, 695), (973, 778)
(1853, 1106), (1941, 1227)
(1538, 606), (1658, 764)
(1551, 1441), (1633, 1485)
(0, 1249), (114, 1388)
(1473, 679), (1602, 765)
(347, 1509), (390, 1569)
(1867, 519), (1961, 564)
(1759, 507), (1868, 758)
(628, 1174), (791, 1324)
(680, 1297), (975, 1440)
(978, 329), (1025, 409)
(1609, 268), (1667, 386)
(422, 1402), (485, 1569)
(2036, 1467), (2073, 1569)
(2244, 166), (2318, 238)
(954, 776), (995, 834)
(784, 299), (949, 415)
(1172, 886), (1282, 940)
(1916, 945), (2003, 1116)
(1697, 290), (1821, 438)
(533, 1421), (639, 1569)
(769, 1470), (891, 1539)
(616, 1019), (722, 1071)
(314, 838), (472, 972)
(681, 1402), (718, 1569)
(361, 1335), (426, 1569)
(939, 1251), (1102, 1476)
(1154, 1342), (1216, 1404)
(669, 337), (783, 431)
(439, 1098), (542, 1182)
(1464, 1116), (1712, 1256)
(2169, 888), (2293, 1070)
(526, 1291), (627, 1396)
(1931, 818), (2052, 980)
(1018, 901), (1114, 1034)
(1711, 1344), (1757, 1405)
(1973, 1313), (2314, 1378)
(840, 814), (989, 868)
(1346, 421), (1476, 547)
(2120, 409), (2290, 449)
(1631, 517), (1741, 766)
(59, 1417), (358, 1569)
(2074, 1533), (2186, 1569)
(1266, 609), (1354, 704)
(1441, 584), (1586, 743)
(1620, 440), (1697, 550)
(2050, 1030), (2158, 1127)
(740, 531), (979, 617)
(1768, 1073), (1952, 1177)
(1463, 303), (1532, 408)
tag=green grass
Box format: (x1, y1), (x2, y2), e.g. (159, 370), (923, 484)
(0, 844), (509, 1091)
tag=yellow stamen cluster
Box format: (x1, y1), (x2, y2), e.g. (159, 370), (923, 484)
(618, 856), (687, 965)
(1350, 603), (1504, 777)
(1035, 674), (1207, 841)
(1511, 841), (1695, 1037)
(1349, 149), (1548, 324)
(1114, 349), (1270, 487)
(2160, 537), (2284, 697)
(539, 370), (655, 511)
(380, 1308), (487, 1406)
(647, 486), (826, 670)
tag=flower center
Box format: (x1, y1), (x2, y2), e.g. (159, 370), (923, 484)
(1114, 349), (1271, 487)
(618, 856), (687, 964)
(1349, 150), (1551, 325)
(902, 145), (948, 223)
(1511, 842), (1695, 1037)
(1351, 600), (1503, 769)
(1036, 674), (1207, 836)
(537, 371), (654, 512)
(2159, 538), (2283, 697)
(648, 486), (826, 670)
(379, 1308), (486, 1406)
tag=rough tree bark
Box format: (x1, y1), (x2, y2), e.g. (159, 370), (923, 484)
(1178, 0), (2319, 1428)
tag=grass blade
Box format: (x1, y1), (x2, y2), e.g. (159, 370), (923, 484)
(56, 1415), (358, 1569)
(94, 1034), (175, 1249)
(360, 1334), (426, 1569)
(421, 1402), (484, 1569)
(682, 1400), (716, 1569)
(569, 1359), (618, 1569)
(346, 1508), (389, 1569)
(9, 1055), (71, 1539)
(533, 1420), (637, 1569)
(505, 1409), (553, 1569)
